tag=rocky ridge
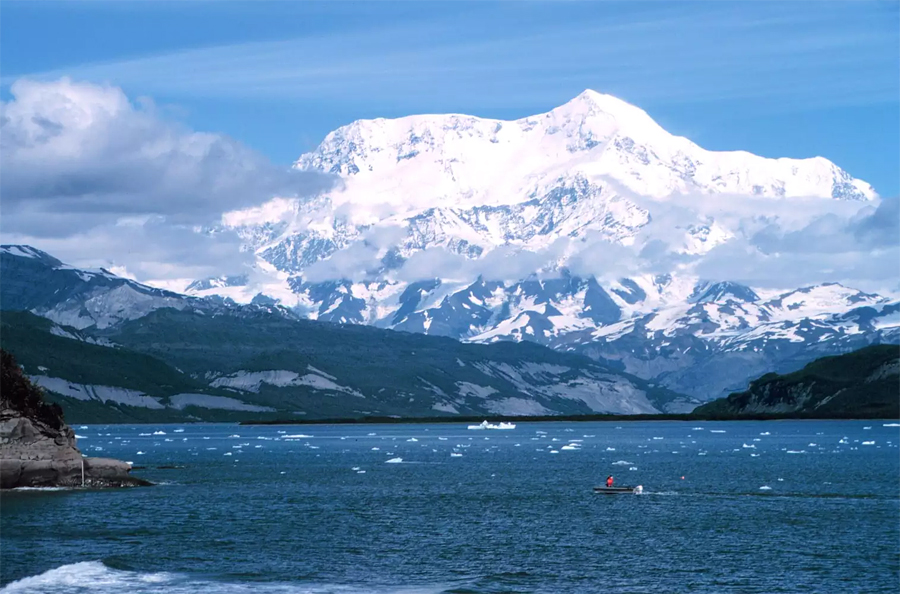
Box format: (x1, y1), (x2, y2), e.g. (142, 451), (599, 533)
(0, 349), (149, 489)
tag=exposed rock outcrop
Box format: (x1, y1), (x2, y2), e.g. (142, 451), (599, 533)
(693, 344), (900, 418)
(0, 349), (149, 489)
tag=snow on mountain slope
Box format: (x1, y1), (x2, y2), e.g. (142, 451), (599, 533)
(297, 90), (876, 206)
(5, 92), (890, 405)
(221, 89), (875, 283)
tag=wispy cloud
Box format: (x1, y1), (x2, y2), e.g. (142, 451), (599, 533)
(5, 3), (896, 112)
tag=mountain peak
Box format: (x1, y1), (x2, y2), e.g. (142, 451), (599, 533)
(545, 89), (669, 143)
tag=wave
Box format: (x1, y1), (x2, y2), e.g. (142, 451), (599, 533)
(1, 561), (452, 594)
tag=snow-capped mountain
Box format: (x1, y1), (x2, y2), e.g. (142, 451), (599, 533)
(1, 251), (699, 418)
(0, 245), (292, 329)
(6, 91), (891, 403)
(220, 90), (876, 282)
(181, 90), (895, 400)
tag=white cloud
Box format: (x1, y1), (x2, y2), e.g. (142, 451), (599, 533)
(0, 78), (335, 279)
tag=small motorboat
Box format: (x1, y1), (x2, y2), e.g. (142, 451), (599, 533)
(593, 485), (643, 495)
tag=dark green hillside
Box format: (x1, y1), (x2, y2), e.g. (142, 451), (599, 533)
(100, 307), (686, 414)
(0, 307), (692, 422)
(1, 311), (205, 397)
(693, 344), (900, 418)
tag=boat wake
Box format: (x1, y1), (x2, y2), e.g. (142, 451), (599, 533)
(1, 561), (452, 594)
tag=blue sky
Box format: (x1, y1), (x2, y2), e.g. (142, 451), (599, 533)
(2, 0), (898, 196)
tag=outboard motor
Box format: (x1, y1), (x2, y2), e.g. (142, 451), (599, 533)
(633, 485), (643, 494)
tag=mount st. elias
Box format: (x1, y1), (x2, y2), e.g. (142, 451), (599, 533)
(173, 90), (894, 401)
(5, 91), (896, 405)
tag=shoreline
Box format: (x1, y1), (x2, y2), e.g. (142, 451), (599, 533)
(239, 412), (900, 426)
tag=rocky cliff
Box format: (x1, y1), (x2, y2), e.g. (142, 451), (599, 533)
(692, 345), (900, 418)
(0, 349), (149, 489)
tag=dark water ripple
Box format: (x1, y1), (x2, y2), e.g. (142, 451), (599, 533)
(2, 420), (898, 593)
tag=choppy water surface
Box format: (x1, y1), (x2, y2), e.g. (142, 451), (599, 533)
(2, 420), (898, 593)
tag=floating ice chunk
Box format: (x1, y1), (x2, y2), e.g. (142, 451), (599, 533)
(280, 471), (286, 474)
(692, 427), (704, 431)
(750, 453), (760, 457)
(139, 433), (151, 436)
(629, 466), (638, 471)
(605, 447), (616, 451)
(863, 427), (872, 430)
(808, 443), (817, 447)
(742, 444), (756, 449)
(228, 434), (240, 438)
(371, 447), (380, 451)
(786, 450), (806, 454)
(174, 429), (184, 433)
(283, 434), (312, 439)
(357, 470), (366, 474)
(153, 431), (166, 436)
(438, 437), (448, 441)
(759, 432), (771, 436)
(710, 430), (726, 434)
(884, 423), (900, 427)
(79, 426), (88, 429)
(206, 448), (217, 451)
(367, 432), (377, 436)
(652, 437), (663, 440)
(467, 421), (515, 430)
(385, 457), (403, 464)
(224, 452), (232, 456)
(561, 445), (579, 451)
(450, 453), (463, 457)
(549, 450), (559, 454)
(136, 451), (145, 455)
(612, 460), (634, 466)
(862, 441), (875, 445)
(759, 486), (772, 490)
(75, 435), (87, 439)
(165, 439), (173, 442)
(351, 467), (360, 471)
(407, 438), (418, 442)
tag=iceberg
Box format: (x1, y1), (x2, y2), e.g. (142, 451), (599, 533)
(467, 420), (516, 430)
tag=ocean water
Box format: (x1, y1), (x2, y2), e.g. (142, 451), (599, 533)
(2, 420), (898, 593)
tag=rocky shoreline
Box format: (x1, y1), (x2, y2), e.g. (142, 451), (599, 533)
(1, 349), (150, 490)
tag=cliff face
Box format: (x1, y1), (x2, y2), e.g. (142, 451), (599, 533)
(693, 345), (900, 418)
(0, 349), (149, 489)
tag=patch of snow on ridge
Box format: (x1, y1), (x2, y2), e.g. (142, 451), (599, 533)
(210, 370), (302, 392)
(30, 376), (165, 409)
(209, 369), (363, 397)
(456, 382), (499, 399)
(484, 397), (551, 415)
(295, 374), (364, 398)
(1, 245), (40, 259)
(169, 394), (275, 412)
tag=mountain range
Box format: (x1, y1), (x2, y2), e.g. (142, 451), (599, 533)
(0, 246), (697, 421)
(176, 90), (896, 400)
